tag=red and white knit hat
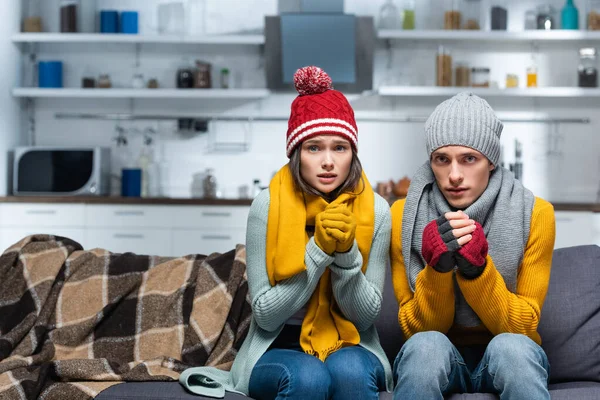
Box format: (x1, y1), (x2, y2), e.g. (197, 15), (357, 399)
(286, 66), (358, 158)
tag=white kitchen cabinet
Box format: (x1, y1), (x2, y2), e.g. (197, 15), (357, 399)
(0, 202), (249, 257)
(85, 205), (173, 228)
(0, 203), (85, 227)
(554, 211), (595, 249)
(172, 228), (246, 256)
(0, 228), (86, 252)
(84, 228), (172, 256)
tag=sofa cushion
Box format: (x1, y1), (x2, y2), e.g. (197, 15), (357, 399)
(538, 245), (600, 383)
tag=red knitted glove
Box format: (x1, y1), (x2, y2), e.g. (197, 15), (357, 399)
(421, 216), (460, 273)
(456, 222), (488, 279)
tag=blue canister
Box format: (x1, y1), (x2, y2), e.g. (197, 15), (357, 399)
(120, 11), (139, 34)
(38, 61), (63, 88)
(121, 168), (142, 197)
(100, 10), (119, 33)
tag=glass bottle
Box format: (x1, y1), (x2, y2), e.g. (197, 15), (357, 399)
(462, 0), (481, 30)
(378, 0), (402, 29)
(578, 48), (598, 87)
(97, 74), (112, 88)
(252, 179), (262, 198)
(23, 0), (42, 32)
(524, 9), (537, 30)
(402, 0), (416, 30)
(60, 0), (79, 33)
(588, 0), (600, 30)
(561, 0), (579, 29)
(203, 168), (218, 199)
(526, 60), (538, 88)
(444, 0), (461, 29)
(436, 46), (452, 86)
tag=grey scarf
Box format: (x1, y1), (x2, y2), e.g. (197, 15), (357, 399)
(401, 162), (535, 327)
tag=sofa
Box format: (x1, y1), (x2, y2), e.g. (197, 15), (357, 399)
(93, 245), (599, 399)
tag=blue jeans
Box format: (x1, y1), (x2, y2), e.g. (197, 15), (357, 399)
(393, 331), (550, 400)
(248, 346), (386, 400)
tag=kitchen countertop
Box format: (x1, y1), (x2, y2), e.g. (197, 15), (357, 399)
(0, 196), (254, 206)
(0, 196), (599, 212)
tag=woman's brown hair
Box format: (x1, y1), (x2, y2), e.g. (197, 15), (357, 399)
(288, 145), (364, 201)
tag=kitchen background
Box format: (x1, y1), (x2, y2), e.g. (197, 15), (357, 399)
(0, 0), (599, 255)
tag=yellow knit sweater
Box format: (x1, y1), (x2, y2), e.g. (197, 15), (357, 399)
(390, 197), (555, 346)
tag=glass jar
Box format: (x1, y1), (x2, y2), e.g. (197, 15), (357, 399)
(578, 48), (598, 87)
(177, 68), (194, 88)
(505, 74), (519, 88)
(524, 9), (537, 29)
(462, 0), (481, 30)
(444, 0), (461, 29)
(378, 0), (402, 29)
(97, 74), (112, 88)
(526, 65), (538, 87)
(536, 4), (557, 30)
(402, 0), (416, 29)
(23, 0), (42, 32)
(471, 67), (490, 87)
(60, 0), (79, 33)
(455, 62), (471, 87)
(194, 61), (212, 89)
(220, 68), (230, 89)
(202, 168), (218, 199)
(132, 73), (145, 89)
(588, 0), (600, 30)
(436, 46), (453, 86)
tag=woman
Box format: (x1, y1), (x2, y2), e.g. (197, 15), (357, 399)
(180, 66), (392, 399)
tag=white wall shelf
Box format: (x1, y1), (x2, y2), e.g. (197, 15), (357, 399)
(12, 88), (270, 99)
(378, 86), (600, 98)
(377, 29), (600, 43)
(11, 33), (265, 45)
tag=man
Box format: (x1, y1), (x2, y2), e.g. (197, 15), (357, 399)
(390, 92), (555, 399)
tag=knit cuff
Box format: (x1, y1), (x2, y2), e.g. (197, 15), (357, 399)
(307, 237), (335, 268)
(333, 242), (361, 270)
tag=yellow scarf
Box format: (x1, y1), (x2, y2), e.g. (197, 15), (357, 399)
(266, 164), (374, 361)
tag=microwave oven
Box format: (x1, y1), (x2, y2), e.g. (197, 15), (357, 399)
(12, 147), (111, 196)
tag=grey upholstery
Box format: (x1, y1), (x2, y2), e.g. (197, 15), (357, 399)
(97, 245), (600, 399)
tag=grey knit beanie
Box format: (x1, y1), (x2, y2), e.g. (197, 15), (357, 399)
(425, 92), (503, 166)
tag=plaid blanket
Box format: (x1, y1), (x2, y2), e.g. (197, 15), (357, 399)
(0, 235), (251, 400)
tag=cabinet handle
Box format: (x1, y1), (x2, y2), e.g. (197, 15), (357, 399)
(113, 233), (145, 239)
(201, 212), (232, 217)
(201, 235), (232, 240)
(555, 218), (574, 222)
(25, 210), (57, 215)
(114, 211), (145, 216)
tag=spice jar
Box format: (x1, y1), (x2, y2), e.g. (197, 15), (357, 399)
(402, 0), (416, 30)
(23, 0), (43, 32)
(444, 0), (461, 29)
(505, 74), (519, 88)
(220, 68), (230, 89)
(436, 46), (453, 87)
(588, 0), (600, 30)
(455, 62), (471, 87)
(194, 61), (212, 89)
(471, 67), (490, 87)
(132, 73), (145, 89)
(462, 0), (481, 30)
(97, 74), (112, 88)
(60, 0), (79, 33)
(578, 47), (598, 87)
(147, 78), (159, 89)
